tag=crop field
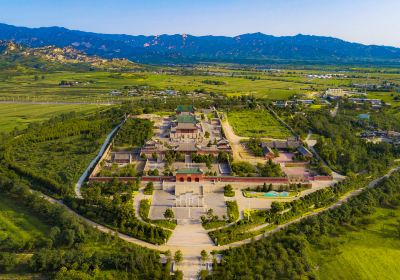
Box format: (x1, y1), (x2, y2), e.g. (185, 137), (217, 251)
(0, 71), (307, 101)
(227, 110), (291, 139)
(312, 207), (400, 280)
(0, 103), (106, 132)
(0, 195), (49, 244)
(1, 68), (400, 103)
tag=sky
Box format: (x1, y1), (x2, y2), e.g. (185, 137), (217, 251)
(1, 0), (399, 47)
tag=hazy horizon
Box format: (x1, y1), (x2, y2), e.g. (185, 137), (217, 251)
(1, 0), (399, 47)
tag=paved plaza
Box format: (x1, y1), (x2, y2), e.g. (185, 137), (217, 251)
(149, 187), (227, 221)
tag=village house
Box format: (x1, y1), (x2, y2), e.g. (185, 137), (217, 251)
(112, 152), (133, 164)
(263, 138), (301, 150)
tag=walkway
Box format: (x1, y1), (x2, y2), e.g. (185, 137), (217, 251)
(168, 222), (214, 279)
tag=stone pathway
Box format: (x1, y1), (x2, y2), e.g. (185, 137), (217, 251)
(168, 222), (214, 279)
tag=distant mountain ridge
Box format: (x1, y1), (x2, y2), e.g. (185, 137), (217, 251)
(1, 23), (400, 64)
(0, 40), (139, 71)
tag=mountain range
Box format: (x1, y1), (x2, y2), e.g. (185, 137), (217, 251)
(0, 40), (139, 71)
(1, 23), (400, 65)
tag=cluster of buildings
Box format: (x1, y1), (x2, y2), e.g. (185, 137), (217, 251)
(360, 130), (400, 145)
(108, 88), (178, 97)
(273, 99), (315, 108)
(348, 98), (382, 109)
(306, 73), (346, 79)
(323, 88), (360, 100)
(141, 105), (232, 159)
(261, 139), (313, 160)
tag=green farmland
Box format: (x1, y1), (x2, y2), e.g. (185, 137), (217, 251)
(312, 207), (400, 280)
(0, 71), (306, 102)
(227, 110), (291, 139)
(1, 67), (400, 104)
(0, 103), (106, 133)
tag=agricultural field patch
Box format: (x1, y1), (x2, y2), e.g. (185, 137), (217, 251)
(227, 110), (291, 139)
(0, 103), (105, 133)
(311, 207), (400, 280)
(0, 195), (49, 245)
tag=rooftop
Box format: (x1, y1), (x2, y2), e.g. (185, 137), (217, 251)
(177, 105), (194, 113)
(176, 168), (203, 174)
(175, 142), (198, 152)
(298, 146), (313, 157)
(176, 114), (197, 124)
(176, 123), (198, 130)
(113, 153), (132, 160)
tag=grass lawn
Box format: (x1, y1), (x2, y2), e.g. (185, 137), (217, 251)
(311, 207), (400, 280)
(0, 195), (49, 244)
(0, 103), (106, 133)
(227, 110), (291, 139)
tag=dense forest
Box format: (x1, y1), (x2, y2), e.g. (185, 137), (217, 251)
(113, 118), (154, 148)
(285, 105), (399, 175)
(0, 166), (180, 279)
(1, 110), (122, 196)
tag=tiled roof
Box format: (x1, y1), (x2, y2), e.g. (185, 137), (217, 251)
(175, 142), (198, 152)
(176, 123), (197, 130)
(176, 168), (203, 174)
(298, 146), (313, 157)
(113, 153), (131, 160)
(177, 105), (194, 113)
(177, 115), (197, 124)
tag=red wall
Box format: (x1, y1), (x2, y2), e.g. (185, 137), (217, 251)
(176, 174), (204, 182)
(88, 175), (333, 184)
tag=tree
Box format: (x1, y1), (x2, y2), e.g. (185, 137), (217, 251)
(144, 182), (154, 195)
(206, 208), (214, 219)
(271, 201), (284, 213)
(224, 184), (235, 197)
(200, 250), (208, 263)
(0, 252), (16, 272)
(174, 250), (183, 265)
(165, 250), (172, 260)
(164, 208), (175, 220)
